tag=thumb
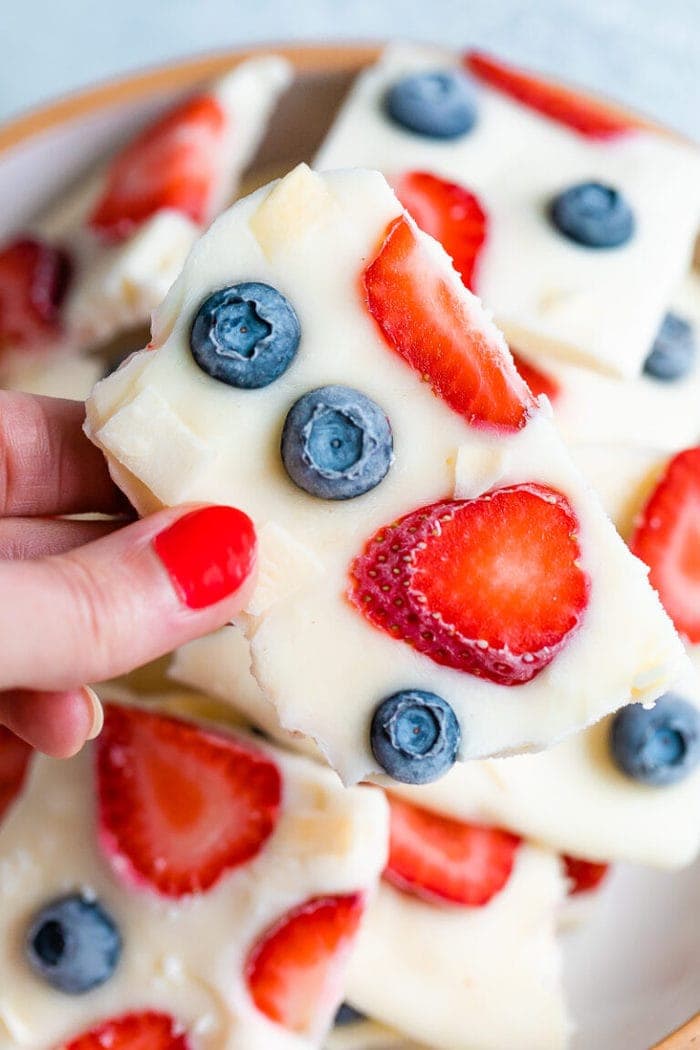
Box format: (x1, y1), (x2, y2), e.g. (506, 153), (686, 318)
(0, 504), (256, 692)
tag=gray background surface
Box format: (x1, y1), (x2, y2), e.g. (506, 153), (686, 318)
(1, 0), (698, 138)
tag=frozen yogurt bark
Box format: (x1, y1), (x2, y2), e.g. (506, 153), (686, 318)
(86, 163), (687, 786)
(0, 56), (291, 375)
(343, 793), (569, 1050)
(0, 698), (387, 1049)
(315, 43), (700, 378)
(2, 353), (103, 399)
(509, 269), (700, 450)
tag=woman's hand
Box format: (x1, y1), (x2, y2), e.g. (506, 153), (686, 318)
(0, 390), (256, 757)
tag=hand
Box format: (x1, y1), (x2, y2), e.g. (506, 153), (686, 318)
(0, 391), (256, 758)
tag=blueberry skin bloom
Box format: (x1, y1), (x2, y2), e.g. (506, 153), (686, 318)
(549, 182), (635, 249)
(644, 312), (696, 381)
(610, 693), (700, 786)
(385, 70), (477, 139)
(26, 894), (122, 994)
(371, 690), (461, 784)
(281, 385), (393, 500)
(190, 282), (301, 389)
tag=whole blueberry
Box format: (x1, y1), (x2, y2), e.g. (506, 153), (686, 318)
(643, 312), (696, 381)
(385, 70), (477, 139)
(281, 385), (393, 500)
(190, 282), (300, 389)
(371, 689), (460, 784)
(26, 894), (122, 994)
(334, 1003), (366, 1026)
(549, 181), (635, 249)
(610, 693), (700, 786)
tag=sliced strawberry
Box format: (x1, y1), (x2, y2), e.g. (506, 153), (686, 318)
(363, 215), (534, 432)
(0, 727), (31, 822)
(350, 485), (589, 686)
(510, 348), (560, 402)
(384, 795), (520, 907)
(62, 1010), (190, 1050)
(0, 237), (71, 351)
(393, 171), (487, 292)
(245, 894), (364, 1035)
(630, 447), (700, 642)
(96, 704), (281, 898)
(89, 94), (227, 242)
(562, 855), (610, 896)
(465, 51), (635, 140)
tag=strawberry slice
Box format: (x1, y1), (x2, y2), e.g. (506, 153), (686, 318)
(363, 215), (534, 432)
(510, 348), (560, 402)
(630, 447), (700, 642)
(393, 171), (487, 292)
(245, 894), (364, 1035)
(350, 485), (589, 686)
(62, 1010), (190, 1050)
(89, 94), (227, 242)
(384, 795), (520, 907)
(0, 727), (31, 822)
(465, 51), (635, 140)
(96, 704), (281, 898)
(562, 855), (610, 896)
(0, 237), (71, 351)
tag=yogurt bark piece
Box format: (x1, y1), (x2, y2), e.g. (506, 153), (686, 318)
(509, 270), (700, 451)
(0, 698), (387, 1049)
(315, 42), (700, 378)
(0, 56), (292, 376)
(344, 793), (569, 1050)
(86, 164), (687, 786)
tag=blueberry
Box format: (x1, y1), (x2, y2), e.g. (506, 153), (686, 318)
(549, 182), (635, 249)
(643, 312), (696, 381)
(610, 693), (700, 786)
(26, 894), (122, 994)
(190, 282), (300, 389)
(371, 690), (460, 784)
(281, 385), (393, 500)
(334, 1003), (366, 1026)
(385, 70), (477, 139)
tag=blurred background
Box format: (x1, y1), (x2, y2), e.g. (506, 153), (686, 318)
(1, 0), (698, 137)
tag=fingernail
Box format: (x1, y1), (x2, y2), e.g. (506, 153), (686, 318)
(83, 686), (104, 740)
(153, 505), (257, 610)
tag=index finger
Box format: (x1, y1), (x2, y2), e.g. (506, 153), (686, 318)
(0, 391), (128, 517)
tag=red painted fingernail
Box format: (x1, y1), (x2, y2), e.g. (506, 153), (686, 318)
(154, 506), (256, 610)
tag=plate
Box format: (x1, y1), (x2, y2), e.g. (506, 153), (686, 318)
(0, 43), (697, 1050)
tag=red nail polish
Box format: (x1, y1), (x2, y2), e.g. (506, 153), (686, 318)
(154, 506), (256, 610)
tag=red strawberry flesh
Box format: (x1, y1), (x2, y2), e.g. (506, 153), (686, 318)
(89, 94), (226, 242)
(363, 215), (535, 432)
(384, 795), (520, 907)
(0, 727), (31, 822)
(562, 854), (609, 896)
(511, 348), (560, 402)
(96, 704), (281, 898)
(62, 1010), (191, 1050)
(245, 893), (364, 1035)
(465, 51), (636, 140)
(350, 485), (589, 686)
(630, 447), (700, 642)
(393, 170), (487, 292)
(0, 237), (71, 351)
